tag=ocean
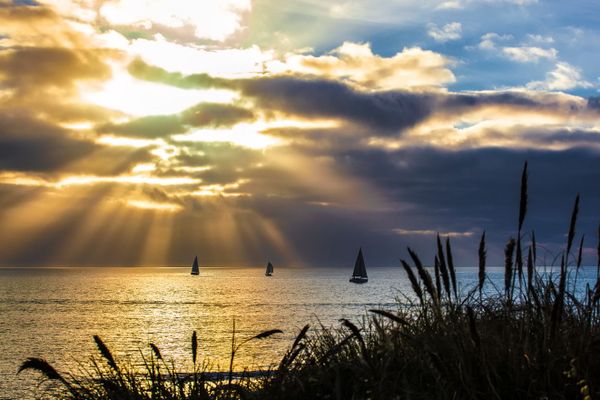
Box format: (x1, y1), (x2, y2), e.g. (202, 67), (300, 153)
(0, 265), (597, 399)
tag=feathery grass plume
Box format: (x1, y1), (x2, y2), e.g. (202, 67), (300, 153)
(279, 325), (310, 371)
(340, 318), (366, 353)
(446, 237), (458, 300)
(436, 234), (451, 299)
(434, 256), (442, 300)
(291, 324), (310, 352)
(149, 343), (162, 360)
(191, 330), (198, 365)
(400, 259), (423, 304)
(516, 238), (524, 284)
(408, 247), (438, 305)
(369, 309), (409, 326)
(518, 161), (528, 232)
(504, 238), (516, 298)
(566, 194), (580, 257)
(251, 329), (284, 340)
(18, 358), (66, 383)
(478, 231), (487, 294)
(93, 335), (118, 372)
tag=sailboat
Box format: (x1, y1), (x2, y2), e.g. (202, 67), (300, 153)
(349, 248), (368, 284)
(191, 256), (199, 275)
(265, 261), (274, 276)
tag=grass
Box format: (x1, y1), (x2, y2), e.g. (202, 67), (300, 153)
(19, 163), (600, 399)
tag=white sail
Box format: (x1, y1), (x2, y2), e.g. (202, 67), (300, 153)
(191, 256), (199, 275)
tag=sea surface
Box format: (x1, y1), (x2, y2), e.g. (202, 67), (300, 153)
(0, 266), (597, 399)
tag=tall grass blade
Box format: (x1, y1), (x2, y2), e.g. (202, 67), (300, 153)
(400, 259), (423, 304)
(551, 255), (567, 341)
(504, 238), (516, 298)
(516, 238), (523, 284)
(577, 235), (585, 270)
(251, 329), (284, 340)
(466, 306), (480, 350)
(18, 358), (65, 382)
(478, 231), (486, 294)
(532, 230), (537, 265)
(17, 358), (75, 395)
(279, 325), (310, 371)
(291, 324), (310, 352)
(369, 309), (409, 325)
(527, 247), (534, 295)
(340, 319), (366, 352)
(408, 247), (438, 304)
(437, 234), (451, 299)
(597, 223), (600, 278)
(192, 330), (198, 365)
(149, 343), (162, 360)
(566, 194), (580, 257)
(93, 335), (118, 372)
(446, 237), (458, 300)
(518, 161), (528, 232)
(434, 256), (442, 300)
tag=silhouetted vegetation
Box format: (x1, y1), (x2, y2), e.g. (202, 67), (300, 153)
(20, 163), (600, 399)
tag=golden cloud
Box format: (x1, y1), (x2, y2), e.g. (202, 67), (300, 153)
(267, 42), (456, 91)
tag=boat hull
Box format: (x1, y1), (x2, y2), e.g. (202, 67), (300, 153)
(191, 271), (199, 275)
(349, 277), (368, 284)
(265, 273), (272, 276)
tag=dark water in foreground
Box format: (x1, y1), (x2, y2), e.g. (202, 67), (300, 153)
(1, 266), (597, 399)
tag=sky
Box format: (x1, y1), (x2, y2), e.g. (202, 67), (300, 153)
(0, 0), (599, 268)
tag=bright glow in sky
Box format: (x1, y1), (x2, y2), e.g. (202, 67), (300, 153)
(1, 0), (599, 266)
(81, 71), (238, 116)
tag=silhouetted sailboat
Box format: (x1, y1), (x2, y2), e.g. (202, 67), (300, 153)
(191, 256), (199, 275)
(265, 262), (274, 276)
(349, 248), (368, 283)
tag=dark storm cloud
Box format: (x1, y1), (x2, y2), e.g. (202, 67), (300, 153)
(99, 103), (255, 138)
(238, 77), (435, 132)
(587, 96), (600, 111)
(0, 47), (112, 93)
(442, 92), (586, 113)
(0, 113), (96, 171)
(205, 145), (600, 267)
(181, 102), (254, 127)
(0, 112), (149, 174)
(129, 60), (594, 136)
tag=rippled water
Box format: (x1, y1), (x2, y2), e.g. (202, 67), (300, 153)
(1, 266), (597, 399)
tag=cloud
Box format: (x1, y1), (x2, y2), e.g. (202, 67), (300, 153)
(0, 112), (149, 174)
(267, 42), (456, 91)
(98, 103), (255, 138)
(436, 1), (464, 10)
(526, 34), (554, 44)
(392, 228), (474, 237)
(502, 46), (557, 63)
(476, 32), (513, 50)
(527, 62), (593, 91)
(0, 47), (113, 94)
(427, 22), (462, 43)
(98, 0), (251, 42)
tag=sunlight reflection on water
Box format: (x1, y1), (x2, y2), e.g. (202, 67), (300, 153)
(1, 266), (597, 398)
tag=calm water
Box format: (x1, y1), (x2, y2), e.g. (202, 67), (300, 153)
(1, 266), (597, 399)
